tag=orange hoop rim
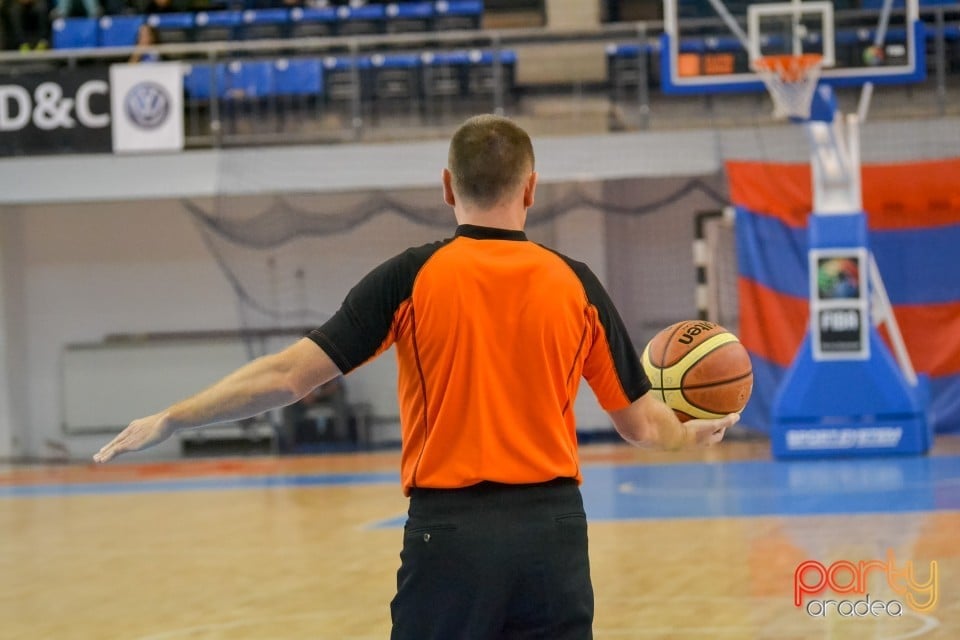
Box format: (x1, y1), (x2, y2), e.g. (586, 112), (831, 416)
(753, 53), (824, 83)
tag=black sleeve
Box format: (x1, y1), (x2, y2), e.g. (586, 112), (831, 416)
(555, 254), (651, 403)
(308, 241), (445, 374)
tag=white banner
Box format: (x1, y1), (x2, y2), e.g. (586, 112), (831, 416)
(110, 63), (184, 154)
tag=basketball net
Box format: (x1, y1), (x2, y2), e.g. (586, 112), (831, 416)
(752, 54), (824, 120)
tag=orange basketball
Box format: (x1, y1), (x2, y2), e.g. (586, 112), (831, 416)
(641, 320), (753, 422)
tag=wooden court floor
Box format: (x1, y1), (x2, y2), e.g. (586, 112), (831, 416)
(2, 435), (959, 639)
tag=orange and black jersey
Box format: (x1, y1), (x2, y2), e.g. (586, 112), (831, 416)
(309, 224), (650, 495)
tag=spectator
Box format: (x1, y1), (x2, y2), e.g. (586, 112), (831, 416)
(50, 0), (100, 18)
(128, 22), (159, 62)
(143, 0), (176, 13)
(1, 0), (49, 51)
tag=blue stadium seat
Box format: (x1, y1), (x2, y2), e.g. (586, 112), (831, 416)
(289, 6), (337, 38)
(99, 15), (145, 48)
(273, 58), (323, 96)
(147, 12), (195, 44)
(464, 49), (515, 99)
(433, 0), (483, 30)
(836, 27), (908, 46)
(241, 8), (290, 40)
(222, 60), (274, 100)
(861, 0), (954, 7)
(605, 42), (657, 100)
(52, 17), (99, 49)
(421, 50), (468, 108)
(323, 55), (374, 103)
(422, 48), (514, 109)
(337, 4), (386, 36)
(183, 63), (223, 100)
(195, 10), (244, 42)
(386, 2), (434, 33)
(605, 43), (651, 58)
(370, 52), (422, 98)
(702, 36), (743, 53)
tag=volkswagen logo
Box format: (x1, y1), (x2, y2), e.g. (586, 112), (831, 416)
(124, 82), (170, 130)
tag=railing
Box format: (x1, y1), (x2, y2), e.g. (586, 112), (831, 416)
(0, 5), (957, 155)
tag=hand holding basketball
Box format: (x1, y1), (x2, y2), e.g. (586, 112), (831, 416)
(642, 320), (753, 422)
(683, 412), (740, 448)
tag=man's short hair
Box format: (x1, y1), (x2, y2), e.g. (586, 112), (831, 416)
(448, 115), (535, 208)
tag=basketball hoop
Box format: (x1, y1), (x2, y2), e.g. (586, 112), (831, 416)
(752, 54), (824, 120)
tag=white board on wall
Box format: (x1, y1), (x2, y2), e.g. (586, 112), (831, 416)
(60, 338), (406, 434)
(61, 340), (253, 433)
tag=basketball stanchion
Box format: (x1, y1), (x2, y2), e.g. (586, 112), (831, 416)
(757, 57), (932, 459)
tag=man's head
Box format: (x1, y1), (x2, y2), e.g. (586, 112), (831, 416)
(444, 115), (536, 212)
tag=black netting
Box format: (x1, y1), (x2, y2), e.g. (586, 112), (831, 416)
(183, 174), (729, 349)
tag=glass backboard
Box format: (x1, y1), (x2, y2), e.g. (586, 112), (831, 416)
(661, 0), (924, 94)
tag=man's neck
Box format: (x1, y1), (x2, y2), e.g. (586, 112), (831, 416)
(455, 207), (526, 231)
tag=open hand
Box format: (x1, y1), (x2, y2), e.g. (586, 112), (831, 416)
(93, 413), (175, 463)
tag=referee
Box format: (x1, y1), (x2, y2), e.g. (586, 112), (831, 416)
(95, 115), (739, 639)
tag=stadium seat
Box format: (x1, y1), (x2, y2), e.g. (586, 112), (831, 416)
(241, 9), (290, 41)
(272, 58), (323, 126)
(52, 17), (99, 49)
(605, 42), (657, 100)
(386, 2), (434, 34)
(367, 52), (423, 121)
(289, 6), (337, 39)
(195, 10), (244, 42)
(323, 55), (374, 105)
(147, 12), (195, 44)
(99, 15), (145, 48)
(222, 60), (274, 99)
(861, 0), (953, 7)
(273, 58), (323, 96)
(433, 0), (483, 31)
(370, 53), (421, 97)
(422, 49), (470, 99)
(421, 48), (515, 119)
(183, 63), (223, 100)
(465, 49), (516, 96)
(337, 4), (386, 36)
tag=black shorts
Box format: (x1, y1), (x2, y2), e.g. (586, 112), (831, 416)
(390, 478), (594, 640)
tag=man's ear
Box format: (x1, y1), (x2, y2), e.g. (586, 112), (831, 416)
(523, 171), (538, 209)
(442, 168), (456, 207)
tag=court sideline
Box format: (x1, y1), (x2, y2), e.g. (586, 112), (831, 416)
(2, 437), (958, 639)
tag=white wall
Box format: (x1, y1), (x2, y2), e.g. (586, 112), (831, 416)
(16, 199), (238, 459)
(0, 210), (28, 458)
(4, 195), (613, 460)
(6, 117), (956, 460)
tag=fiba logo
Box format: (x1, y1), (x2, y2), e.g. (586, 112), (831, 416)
(124, 81), (170, 130)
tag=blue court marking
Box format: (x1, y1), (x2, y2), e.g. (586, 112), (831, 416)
(374, 455), (960, 527)
(580, 455), (960, 521)
(5, 457), (960, 525)
(0, 471), (399, 499)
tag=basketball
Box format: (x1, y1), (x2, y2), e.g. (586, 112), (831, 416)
(641, 320), (753, 422)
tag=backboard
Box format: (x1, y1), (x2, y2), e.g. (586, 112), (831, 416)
(661, 0), (925, 94)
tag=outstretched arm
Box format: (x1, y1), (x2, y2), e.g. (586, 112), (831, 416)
(93, 338), (340, 463)
(608, 392), (738, 450)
